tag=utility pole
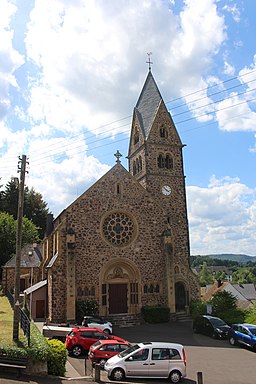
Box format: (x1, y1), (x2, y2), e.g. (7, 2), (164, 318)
(13, 155), (28, 342)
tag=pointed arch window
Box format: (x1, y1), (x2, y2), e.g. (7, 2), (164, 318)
(166, 155), (173, 169)
(157, 154), (165, 168)
(134, 128), (139, 145)
(158, 153), (173, 169)
(133, 161), (136, 175)
(133, 156), (143, 175)
(138, 156), (142, 172)
(160, 126), (168, 138)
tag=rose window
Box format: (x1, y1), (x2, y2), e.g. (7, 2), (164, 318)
(102, 212), (134, 246)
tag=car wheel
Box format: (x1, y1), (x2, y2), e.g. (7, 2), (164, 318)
(72, 345), (83, 357)
(169, 370), (181, 383)
(110, 368), (125, 381)
(99, 358), (107, 368)
(103, 328), (110, 334)
(212, 331), (218, 339)
(229, 336), (237, 346)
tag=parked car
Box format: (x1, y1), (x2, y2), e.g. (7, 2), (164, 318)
(193, 315), (230, 339)
(104, 341), (186, 383)
(65, 327), (127, 357)
(82, 316), (112, 334)
(88, 339), (130, 367)
(229, 323), (256, 351)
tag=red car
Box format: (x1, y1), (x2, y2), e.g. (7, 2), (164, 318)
(65, 327), (126, 357)
(88, 339), (130, 367)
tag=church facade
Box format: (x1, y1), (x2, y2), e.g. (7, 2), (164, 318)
(42, 70), (199, 322)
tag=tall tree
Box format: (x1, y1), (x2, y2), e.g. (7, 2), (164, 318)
(0, 211), (39, 275)
(1, 180), (50, 238)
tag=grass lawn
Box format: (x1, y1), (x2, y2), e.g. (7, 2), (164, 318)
(0, 295), (25, 347)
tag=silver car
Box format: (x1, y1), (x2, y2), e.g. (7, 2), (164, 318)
(104, 341), (186, 383)
(82, 316), (112, 334)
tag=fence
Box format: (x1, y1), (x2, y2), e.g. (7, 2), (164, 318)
(7, 290), (31, 346)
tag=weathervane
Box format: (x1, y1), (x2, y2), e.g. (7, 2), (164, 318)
(146, 52), (153, 71)
(114, 150), (122, 163)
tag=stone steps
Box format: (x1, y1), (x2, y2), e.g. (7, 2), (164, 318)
(107, 313), (141, 327)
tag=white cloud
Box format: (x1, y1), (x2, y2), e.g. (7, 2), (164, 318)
(187, 176), (256, 255)
(0, 0), (24, 119)
(222, 3), (241, 23)
(23, 0), (227, 135)
(216, 93), (256, 132)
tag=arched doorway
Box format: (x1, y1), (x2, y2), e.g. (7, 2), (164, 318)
(175, 282), (187, 312)
(99, 259), (141, 316)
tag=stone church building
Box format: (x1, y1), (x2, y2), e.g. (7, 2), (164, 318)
(39, 69), (199, 322)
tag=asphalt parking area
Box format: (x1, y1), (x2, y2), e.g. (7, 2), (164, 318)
(68, 321), (256, 384)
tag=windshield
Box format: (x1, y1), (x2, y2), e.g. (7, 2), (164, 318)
(118, 344), (140, 358)
(210, 318), (226, 327)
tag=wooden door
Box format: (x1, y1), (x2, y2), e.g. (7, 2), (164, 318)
(36, 300), (45, 318)
(109, 284), (127, 314)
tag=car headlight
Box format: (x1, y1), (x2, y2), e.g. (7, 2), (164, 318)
(216, 328), (223, 334)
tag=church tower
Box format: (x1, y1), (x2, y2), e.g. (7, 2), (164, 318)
(128, 69), (198, 312)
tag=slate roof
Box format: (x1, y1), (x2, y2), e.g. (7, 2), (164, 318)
(232, 283), (256, 300)
(202, 281), (256, 308)
(3, 243), (42, 268)
(135, 71), (163, 138)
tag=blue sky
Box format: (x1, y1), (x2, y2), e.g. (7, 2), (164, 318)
(0, 0), (255, 256)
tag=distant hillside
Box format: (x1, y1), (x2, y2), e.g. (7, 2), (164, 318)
(192, 254), (256, 264)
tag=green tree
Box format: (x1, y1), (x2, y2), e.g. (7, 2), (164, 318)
(0, 212), (39, 275)
(23, 187), (49, 238)
(244, 302), (256, 324)
(1, 180), (50, 239)
(198, 263), (214, 286)
(211, 290), (245, 324)
(1, 180), (19, 218)
(232, 267), (256, 284)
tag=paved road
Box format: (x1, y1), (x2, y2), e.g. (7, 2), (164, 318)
(1, 321), (255, 384)
(68, 321), (256, 384)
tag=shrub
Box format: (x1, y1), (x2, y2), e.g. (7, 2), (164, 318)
(27, 322), (51, 362)
(76, 299), (99, 324)
(244, 302), (256, 324)
(189, 300), (207, 319)
(211, 291), (237, 315)
(141, 306), (170, 323)
(218, 308), (246, 325)
(46, 339), (67, 376)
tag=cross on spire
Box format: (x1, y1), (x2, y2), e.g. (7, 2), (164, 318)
(146, 52), (153, 71)
(114, 150), (122, 163)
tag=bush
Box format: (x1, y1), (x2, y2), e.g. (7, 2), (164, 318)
(76, 299), (99, 324)
(244, 302), (256, 324)
(27, 322), (51, 362)
(218, 308), (246, 325)
(211, 291), (237, 315)
(141, 306), (170, 323)
(189, 300), (207, 319)
(46, 339), (67, 376)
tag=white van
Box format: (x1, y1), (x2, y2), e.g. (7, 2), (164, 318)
(104, 341), (186, 383)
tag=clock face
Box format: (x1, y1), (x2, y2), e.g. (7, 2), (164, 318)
(162, 185), (171, 196)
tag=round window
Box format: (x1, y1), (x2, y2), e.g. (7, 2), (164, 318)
(102, 212), (135, 246)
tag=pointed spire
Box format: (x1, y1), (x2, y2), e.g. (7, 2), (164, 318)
(135, 71), (163, 138)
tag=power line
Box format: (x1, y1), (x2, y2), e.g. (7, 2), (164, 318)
(1, 68), (256, 170)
